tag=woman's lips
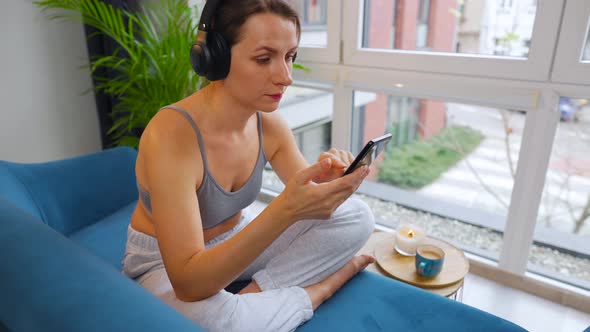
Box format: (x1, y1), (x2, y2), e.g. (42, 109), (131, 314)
(267, 94), (282, 101)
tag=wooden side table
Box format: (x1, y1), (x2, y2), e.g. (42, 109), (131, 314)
(359, 232), (469, 300)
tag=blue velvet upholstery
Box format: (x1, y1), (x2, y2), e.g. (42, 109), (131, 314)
(0, 147), (137, 235)
(299, 272), (523, 331)
(0, 163), (43, 220)
(0, 147), (529, 332)
(0, 199), (203, 332)
(69, 201), (136, 270)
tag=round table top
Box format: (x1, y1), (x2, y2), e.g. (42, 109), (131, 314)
(374, 233), (469, 289)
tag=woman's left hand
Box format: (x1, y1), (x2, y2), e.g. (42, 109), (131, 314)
(312, 148), (356, 183)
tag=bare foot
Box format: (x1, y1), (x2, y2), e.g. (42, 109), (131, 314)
(304, 255), (375, 310)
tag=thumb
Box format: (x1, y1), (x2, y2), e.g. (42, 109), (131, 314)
(297, 158), (331, 184)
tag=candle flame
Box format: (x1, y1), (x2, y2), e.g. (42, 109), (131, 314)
(407, 229), (415, 238)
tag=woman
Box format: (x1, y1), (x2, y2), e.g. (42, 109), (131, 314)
(122, 1), (375, 331)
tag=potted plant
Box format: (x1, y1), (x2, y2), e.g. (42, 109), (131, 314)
(34, 0), (206, 148)
(35, 0), (310, 148)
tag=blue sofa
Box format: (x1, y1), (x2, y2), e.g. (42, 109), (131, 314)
(0, 147), (527, 332)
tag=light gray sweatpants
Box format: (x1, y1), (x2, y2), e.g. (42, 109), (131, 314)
(122, 197), (375, 332)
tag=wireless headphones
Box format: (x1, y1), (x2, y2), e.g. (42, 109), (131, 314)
(190, 0), (231, 81)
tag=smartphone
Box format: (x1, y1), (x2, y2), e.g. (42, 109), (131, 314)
(343, 133), (393, 176)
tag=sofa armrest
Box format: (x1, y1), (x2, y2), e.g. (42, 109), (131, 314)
(0, 147), (138, 235)
(0, 200), (204, 332)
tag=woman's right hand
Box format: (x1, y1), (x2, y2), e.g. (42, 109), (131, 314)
(276, 158), (370, 223)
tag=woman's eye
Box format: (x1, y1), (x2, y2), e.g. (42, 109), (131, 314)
(256, 57), (270, 64)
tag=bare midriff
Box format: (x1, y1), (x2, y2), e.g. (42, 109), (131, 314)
(130, 202), (243, 244)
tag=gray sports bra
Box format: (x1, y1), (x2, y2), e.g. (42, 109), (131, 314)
(138, 106), (267, 230)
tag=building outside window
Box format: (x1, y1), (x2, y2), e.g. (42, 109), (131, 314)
(296, 0), (327, 26)
(390, 0), (399, 48)
(416, 0), (431, 49)
(290, 0), (328, 47)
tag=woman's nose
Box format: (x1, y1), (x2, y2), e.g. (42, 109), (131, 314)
(273, 60), (293, 86)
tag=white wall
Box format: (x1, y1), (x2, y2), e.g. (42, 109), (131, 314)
(0, 0), (101, 163)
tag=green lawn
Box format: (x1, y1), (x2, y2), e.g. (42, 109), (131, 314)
(378, 126), (484, 189)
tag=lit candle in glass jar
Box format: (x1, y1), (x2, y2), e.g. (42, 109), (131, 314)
(394, 224), (425, 256)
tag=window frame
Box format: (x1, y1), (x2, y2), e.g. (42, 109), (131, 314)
(295, 0), (341, 64)
(551, 0), (590, 85)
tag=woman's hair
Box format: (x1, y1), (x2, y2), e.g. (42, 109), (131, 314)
(212, 0), (301, 48)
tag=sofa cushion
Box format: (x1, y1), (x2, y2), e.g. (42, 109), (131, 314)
(0, 163), (42, 220)
(0, 147), (138, 236)
(0, 199), (204, 332)
(297, 271), (526, 332)
(69, 201), (137, 270)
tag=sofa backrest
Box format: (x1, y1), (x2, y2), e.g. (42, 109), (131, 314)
(0, 147), (138, 236)
(0, 163), (43, 221)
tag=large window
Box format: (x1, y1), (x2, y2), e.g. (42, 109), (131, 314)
(279, 0), (590, 299)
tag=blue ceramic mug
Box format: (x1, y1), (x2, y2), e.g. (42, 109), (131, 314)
(415, 245), (445, 278)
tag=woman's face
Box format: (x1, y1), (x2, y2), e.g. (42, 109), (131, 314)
(223, 13), (298, 113)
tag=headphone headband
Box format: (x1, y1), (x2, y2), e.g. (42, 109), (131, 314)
(198, 0), (223, 32)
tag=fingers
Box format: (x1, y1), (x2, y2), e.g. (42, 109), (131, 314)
(320, 150), (347, 169)
(296, 158), (332, 184)
(343, 165), (369, 191)
(321, 149), (355, 169)
(346, 151), (355, 165)
(322, 165), (370, 197)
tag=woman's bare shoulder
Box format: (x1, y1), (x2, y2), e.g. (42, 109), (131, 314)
(140, 107), (200, 157)
(260, 111), (292, 139)
(136, 107), (204, 187)
(260, 111), (296, 153)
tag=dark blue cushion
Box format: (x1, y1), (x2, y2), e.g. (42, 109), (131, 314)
(69, 201), (136, 270)
(297, 271), (527, 332)
(0, 147), (138, 236)
(0, 199), (204, 332)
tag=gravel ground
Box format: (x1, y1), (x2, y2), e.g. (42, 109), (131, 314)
(262, 170), (590, 285)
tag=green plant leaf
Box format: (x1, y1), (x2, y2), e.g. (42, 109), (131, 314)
(293, 63), (311, 73)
